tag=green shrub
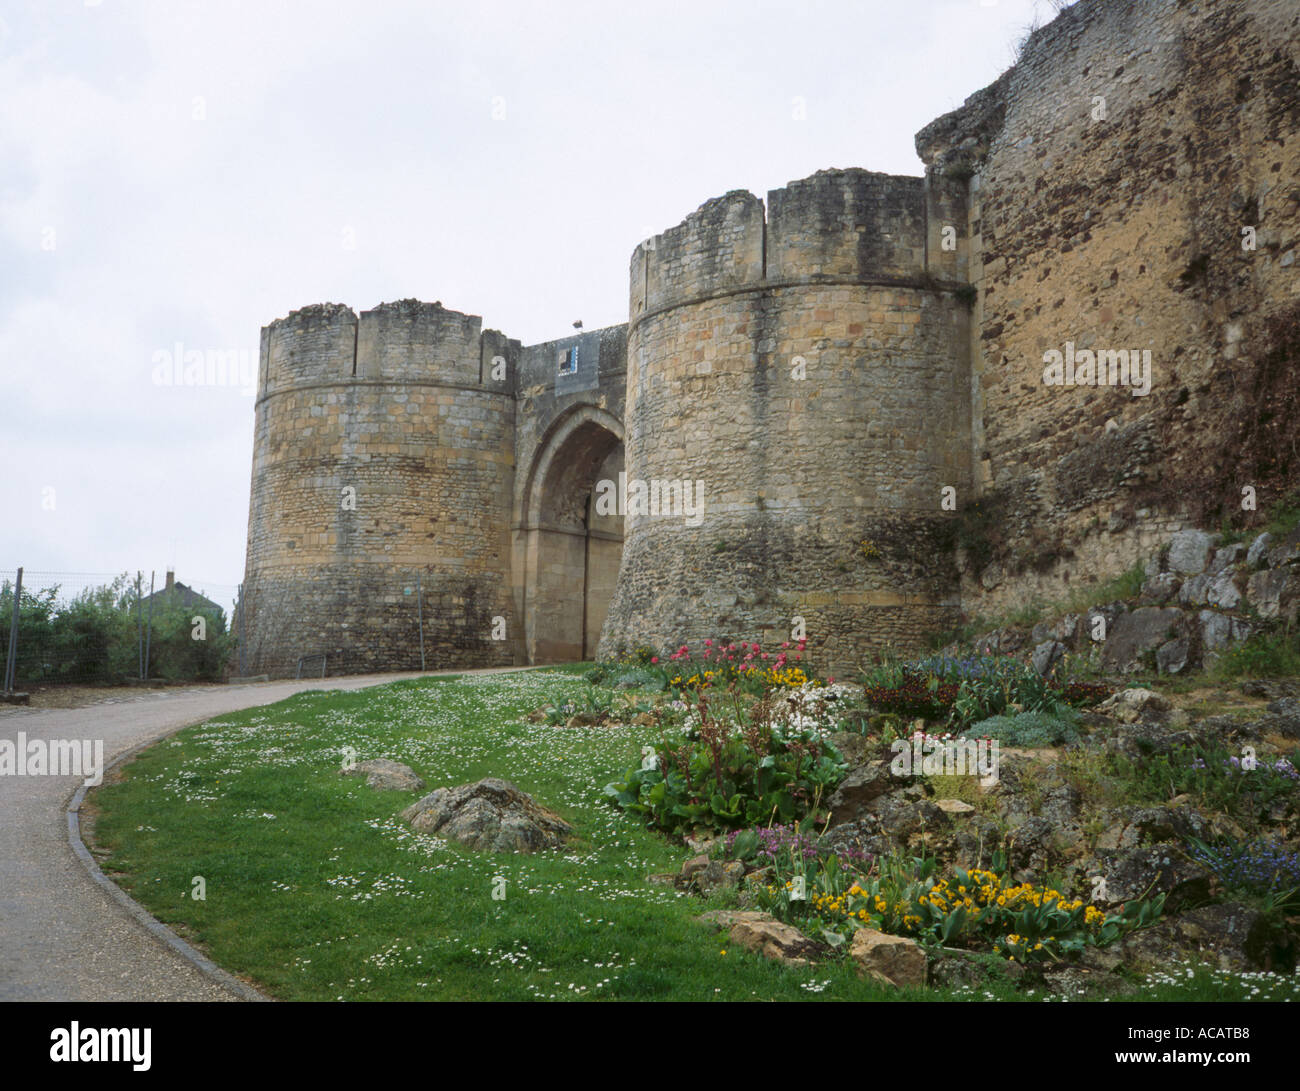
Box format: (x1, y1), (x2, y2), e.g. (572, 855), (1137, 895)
(543, 684), (616, 724)
(1113, 741), (1299, 824)
(961, 708), (1081, 748)
(1264, 492), (1300, 539)
(144, 598), (234, 681)
(612, 666), (666, 691)
(858, 654), (1104, 730)
(1209, 630), (1300, 681)
(0, 574), (234, 684)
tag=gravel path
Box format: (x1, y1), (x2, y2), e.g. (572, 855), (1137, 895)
(0, 668), (530, 1001)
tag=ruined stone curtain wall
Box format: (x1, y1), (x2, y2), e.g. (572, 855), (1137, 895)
(599, 170), (973, 674)
(917, 0), (1300, 619)
(242, 300), (519, 676)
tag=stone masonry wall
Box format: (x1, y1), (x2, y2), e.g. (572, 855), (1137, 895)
(917, 0), (1300, 621)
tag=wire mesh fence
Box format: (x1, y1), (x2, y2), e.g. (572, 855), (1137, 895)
(0, 567), (242, 690)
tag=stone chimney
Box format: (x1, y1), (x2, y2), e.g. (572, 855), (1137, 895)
(165, 570), (175, 591)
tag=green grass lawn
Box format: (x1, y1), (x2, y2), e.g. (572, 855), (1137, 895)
(90, 669), (1297, 1001)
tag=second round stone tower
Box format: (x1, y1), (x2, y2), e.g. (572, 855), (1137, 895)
(598, 168), (973, 674)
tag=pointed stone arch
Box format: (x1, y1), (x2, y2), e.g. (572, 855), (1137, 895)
(517, 404), (624, 663)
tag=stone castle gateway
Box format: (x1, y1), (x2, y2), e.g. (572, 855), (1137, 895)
(241, 0), (1300, 678)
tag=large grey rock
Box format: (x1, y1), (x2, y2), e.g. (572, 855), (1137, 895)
(1097, 687), (1172, 723)
(1120, 902), (1271, 973)
(1102, 842), (1212, 912)
(340, 758), (426, 792)
(827, 761), (897, 825)
(1240, 679), (1300, 701)
(1180, 569), (1241, 609)
(1208, 543), (1245, 573)
(1245, 532), (1273, 569)
(971, 627), (1026, 655)
(819, 815), (890, 861)
(1209, 571), (1243, 608)
(1252, 697), (1300, 740)
(1031, 639), (1066, 677)
(1265, 526), (1300, 568)
(1167, 529), (1216, 575)
(827, 731), (873, 768)
(1101, 607), (1183, 672)
(684, 858), (746, 897)
(1140, 572), (1181, 604)
(1198, 611), (1250, 657)
(1039, 783), (1081, 825)
(1156, 638), (1190, 675)
(401, 777), (573, 852)
(1122, 805), (1210, 844)
(1246, 566), (1291, 619)
(1031, 614), (1079, 646)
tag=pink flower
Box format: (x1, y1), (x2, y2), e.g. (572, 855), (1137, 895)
(761, 653), (768, 660)
(651, 657), (658, 663)
(704, 639), (712, 646)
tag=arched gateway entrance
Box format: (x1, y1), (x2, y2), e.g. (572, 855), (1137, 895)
(518, 406), (624, 664)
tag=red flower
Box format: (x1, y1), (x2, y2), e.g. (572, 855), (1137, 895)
(651, 657), (658, 663)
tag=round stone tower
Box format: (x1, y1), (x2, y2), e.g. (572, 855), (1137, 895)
(598, 169), (973, 675)
(241, 298), (519, 676)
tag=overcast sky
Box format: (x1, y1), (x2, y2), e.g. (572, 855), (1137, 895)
(1, 0), (1061, 597)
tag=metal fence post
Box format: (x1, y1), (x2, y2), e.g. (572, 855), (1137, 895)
(144, 570), (155, 680)
(3, 566), (22, 692)
(136, 572), (143, 680)
(416, 572), (426, 671)
(237, 582), (246, 676)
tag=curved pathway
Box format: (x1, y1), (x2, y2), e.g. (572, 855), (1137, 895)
(0, 669), (526, 1001)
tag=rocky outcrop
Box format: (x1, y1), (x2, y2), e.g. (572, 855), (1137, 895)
(957, 524), (1299, 676)
(849, 928), (927, 988)
(400, 777), (573, 852)
(697, 911), (826, 966)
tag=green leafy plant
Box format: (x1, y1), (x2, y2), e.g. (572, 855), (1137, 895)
(1113, 741), (1299, 823)
(603, 696), (847, 835)
(748, 846), (1164, 961)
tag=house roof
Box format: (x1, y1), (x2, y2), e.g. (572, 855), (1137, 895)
(143, 581), (224, 614)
